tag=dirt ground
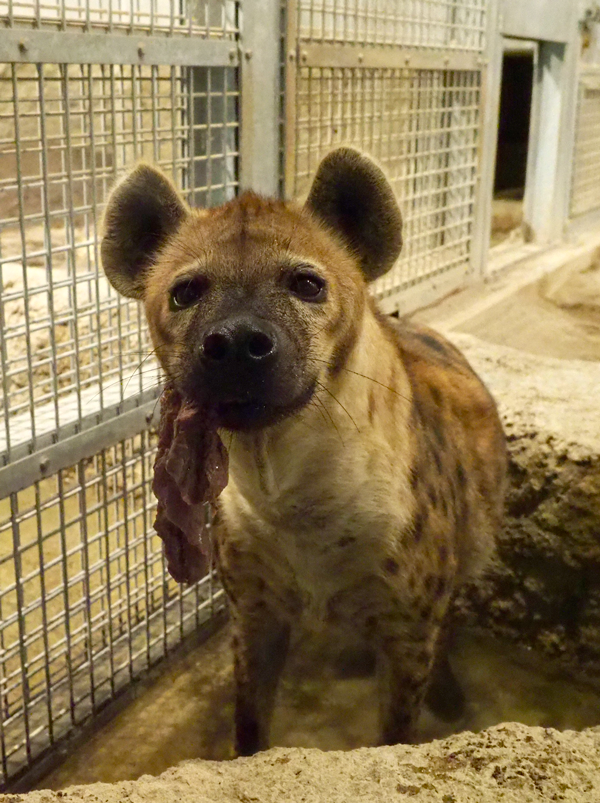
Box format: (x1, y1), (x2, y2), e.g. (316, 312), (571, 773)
(415, 244), (600, 362)
(39, 624), (600, 790)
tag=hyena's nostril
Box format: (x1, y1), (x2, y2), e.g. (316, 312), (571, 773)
(202, 332), (231, 362)
(201, 320), (277, 366)
(246, 331), (274, 360)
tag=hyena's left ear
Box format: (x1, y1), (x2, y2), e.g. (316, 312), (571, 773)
(101, 164), (187, 299)
(305, 147), (402, 281)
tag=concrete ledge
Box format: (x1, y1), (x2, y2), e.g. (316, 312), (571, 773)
(2, 723), (599, 802)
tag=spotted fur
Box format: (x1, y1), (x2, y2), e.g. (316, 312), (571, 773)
(101, 147), (507, 755)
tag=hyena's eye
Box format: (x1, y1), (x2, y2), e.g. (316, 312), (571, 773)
(169, 277), (208, 311)
(288, 269), (327, 303)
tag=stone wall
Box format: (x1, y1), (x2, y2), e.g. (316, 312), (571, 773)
(452, 333), (600, 680)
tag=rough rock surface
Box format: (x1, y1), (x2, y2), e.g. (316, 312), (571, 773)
(449, 333), (600, 679)
(3, 723), (600, 802)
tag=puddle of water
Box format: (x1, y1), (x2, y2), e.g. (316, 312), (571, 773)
(38, 623), (600, 790)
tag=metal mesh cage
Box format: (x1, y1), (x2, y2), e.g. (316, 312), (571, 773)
(0, 429), (224, 786)
(292, 66), (481, 300)
(571, 76), (600, 219)
(0, 0), (238, 37)
(297, 0), (486, 51)
(0, 62), (239, 464)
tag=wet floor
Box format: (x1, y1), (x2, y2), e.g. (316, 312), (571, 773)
(39, 623), (600, 790)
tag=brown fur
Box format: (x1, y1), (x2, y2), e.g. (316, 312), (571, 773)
(101, 148), (507, 755)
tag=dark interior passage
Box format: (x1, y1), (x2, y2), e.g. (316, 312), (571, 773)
(494, 52), (534, 198)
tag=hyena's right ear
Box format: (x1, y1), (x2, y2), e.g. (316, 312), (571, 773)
(101, 165), (187, 299)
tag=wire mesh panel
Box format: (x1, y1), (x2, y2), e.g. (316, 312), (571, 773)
(0, 0), (242, 786)
(284, 0), (486, 309)
(0, 0), (237, 37)
(297, 0), (486, 51)
(0, 430), (225, 786)
(0, 61), (239, 464)
(570, 75), (600, 219)
(291, 65), (481, 302)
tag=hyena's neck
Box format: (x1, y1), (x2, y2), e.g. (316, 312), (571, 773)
(226, 305), (414, 503)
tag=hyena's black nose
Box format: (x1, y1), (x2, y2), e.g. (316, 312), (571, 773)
(200, 317), (277, 366)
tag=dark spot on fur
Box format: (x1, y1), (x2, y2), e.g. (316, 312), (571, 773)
(433, 423), (446, 449)
(434, 576), (446, 599)
(456, 463), (467, 488)
(227, 544), (241, 561)
(410, 468), (419, 490)
(430, 385), (442, 406)
(457, 501), (469, 532)
(338, 535), (355, 548)
(417, 332), (447, 355)
(368, 390), (376, 423)
(427, 485), (438, 507)
(383, 558), (399, 575)
(438, 545), (449, 564)
(440, 493), (449, 515)
(365, 615), (377, 630)
(432, 447), (443, 474)
(412, 510), (426, 543)
(424, 574), (436, 594)
(328, 321), (359, 379)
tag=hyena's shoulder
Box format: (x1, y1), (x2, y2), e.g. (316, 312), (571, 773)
(378, 311), (502, 439)
(376, 310), (507, 563)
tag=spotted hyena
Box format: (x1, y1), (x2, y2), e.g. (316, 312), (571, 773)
(101, 147), (507, 755)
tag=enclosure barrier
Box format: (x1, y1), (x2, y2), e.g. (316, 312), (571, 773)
(0, 0), (490, 790)
(571, 65), (600, 221)
(284, 0), (487, 313)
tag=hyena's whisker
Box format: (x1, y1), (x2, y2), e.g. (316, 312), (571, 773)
(315, 379), (360, 433)
(309, 357), (411, 402)
(313, 391), (345, 446)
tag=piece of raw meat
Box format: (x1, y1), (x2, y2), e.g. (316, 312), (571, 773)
(152, 385), (228, 584)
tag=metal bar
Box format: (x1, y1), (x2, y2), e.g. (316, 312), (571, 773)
(0, 384), (161, 473)
(9, 493), (32, 765)
(0, 396), (160, 500)
(37, 63), (62, 443)
(33, 481), (55, 747)
(4, 607), (227, 795)
(376, 262), (470, 315)
(300, 42), (482, 71)
(239, 0), (281, 195)
(468, 0), (500, 276)
(0, 31), (239, 67)
(283, 0), (299, 199)
(10, 64), (38, 451)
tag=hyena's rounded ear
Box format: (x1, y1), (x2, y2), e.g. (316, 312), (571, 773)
(305, 148), (402, 281)
(101, 164), (187, 299)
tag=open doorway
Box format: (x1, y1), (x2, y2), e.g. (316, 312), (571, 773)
(491, 44), (536, 246)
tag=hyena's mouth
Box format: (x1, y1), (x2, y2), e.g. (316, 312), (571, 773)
(215, 382), (317, 432)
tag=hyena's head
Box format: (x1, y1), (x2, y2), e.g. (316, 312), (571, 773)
(101, 148), (402, 431)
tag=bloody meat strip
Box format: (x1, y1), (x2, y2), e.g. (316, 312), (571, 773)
(152, 385), (229, 584)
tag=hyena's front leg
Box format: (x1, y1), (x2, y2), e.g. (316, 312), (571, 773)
(376, 616), (442, 745)
(232, 607), (290, 756)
